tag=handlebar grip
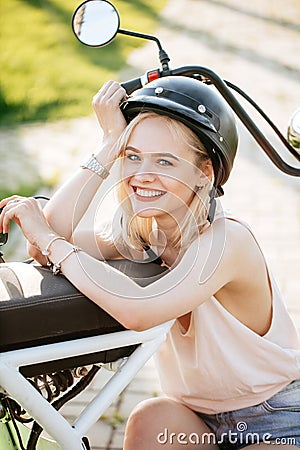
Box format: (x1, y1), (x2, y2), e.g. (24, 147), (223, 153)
(120, 77), (143, 95)
(0, 208), (8, 246)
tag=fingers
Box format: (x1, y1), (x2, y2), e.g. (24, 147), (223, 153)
(0, 195), (23, 209)
(92, 80), (128, 140)
(0, 201), (20, 234)
(0, 196), (38, 234)
(96, 80), (126, 98)
(92, 80), (127, 110)
(0, 197), (23, 233)
(95, 79), (117, 97)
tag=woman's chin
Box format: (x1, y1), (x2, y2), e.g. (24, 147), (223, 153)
(131, 204), (164, 219)
(134, 209), (159, 218)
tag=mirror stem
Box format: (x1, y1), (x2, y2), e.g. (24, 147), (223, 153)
(118, 28), (170, 71)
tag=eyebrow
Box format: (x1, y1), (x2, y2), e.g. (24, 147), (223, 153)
(125, 146), (180, 161)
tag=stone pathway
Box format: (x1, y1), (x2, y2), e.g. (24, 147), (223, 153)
(0, 0), (299, 448)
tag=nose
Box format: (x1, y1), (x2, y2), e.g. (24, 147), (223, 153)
(133, 171), (157, 184)
(131, 157), (158, 183)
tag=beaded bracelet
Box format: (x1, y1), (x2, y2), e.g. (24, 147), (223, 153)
(42, 236), (66, 267)
(52, 245), (82, 275)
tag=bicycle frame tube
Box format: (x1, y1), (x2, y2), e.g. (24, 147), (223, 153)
(0, 321), (173, 450)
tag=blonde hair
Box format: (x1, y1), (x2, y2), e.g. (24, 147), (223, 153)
(107, 112), (213, 254)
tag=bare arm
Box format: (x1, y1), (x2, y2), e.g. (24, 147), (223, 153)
(0, 195), (229, 331)
(0, 198), (269, 333)
(37, 218), (235, 331)
(28, 81), (127, 263)
(42, 141), (116, 238)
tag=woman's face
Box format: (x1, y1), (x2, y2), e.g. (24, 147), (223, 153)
(121, 116), (211, 223)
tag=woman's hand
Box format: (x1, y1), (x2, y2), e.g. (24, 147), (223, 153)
(0, 196), (55, 251)
(92, 80), (128, 143)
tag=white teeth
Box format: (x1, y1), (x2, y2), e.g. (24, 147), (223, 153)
(136, 187), (164, 198)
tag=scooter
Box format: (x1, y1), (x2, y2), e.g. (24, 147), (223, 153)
(0, 1), (299, 449)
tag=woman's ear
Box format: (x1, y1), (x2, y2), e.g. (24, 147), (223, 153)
(200, 159), (213, 180)
(196, 159), (213, 185)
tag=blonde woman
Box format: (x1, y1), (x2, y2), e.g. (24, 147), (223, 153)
(0, 77), (299, 449)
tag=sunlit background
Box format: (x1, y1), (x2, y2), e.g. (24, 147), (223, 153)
(1, 0), (299, 300)
(1, 2), (299, 447)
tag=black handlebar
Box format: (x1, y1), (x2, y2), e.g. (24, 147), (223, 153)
(120, 66), (300, 177)
(0, 207), (8, 248)
(173, 66), (300, 177)
(120, 77), (143, 95)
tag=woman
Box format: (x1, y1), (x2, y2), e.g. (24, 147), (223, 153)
(0, 77), (299, 449)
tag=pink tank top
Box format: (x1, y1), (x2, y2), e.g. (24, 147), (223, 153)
(155, 217), (300, 414)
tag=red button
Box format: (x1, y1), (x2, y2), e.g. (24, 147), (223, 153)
(147, 70), (159, 82)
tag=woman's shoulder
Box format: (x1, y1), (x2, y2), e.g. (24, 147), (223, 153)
(207, 214), (270, 290)
(210, 213), (259, 249)
(199, 213), (254, 246)
(224, 216), (262, 255)
(193, 214), (264, 278)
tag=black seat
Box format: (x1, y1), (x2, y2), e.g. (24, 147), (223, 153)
(0, 260), (168, 376)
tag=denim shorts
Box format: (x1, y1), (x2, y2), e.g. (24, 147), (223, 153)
(196, 380), (300, 449)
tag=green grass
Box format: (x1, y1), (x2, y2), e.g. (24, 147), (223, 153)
(0, 0), (167, 126)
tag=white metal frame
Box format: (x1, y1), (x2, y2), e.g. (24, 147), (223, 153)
(0, 320), (173, 450)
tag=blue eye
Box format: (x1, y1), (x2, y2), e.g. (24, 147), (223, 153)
(126, 154), (140, 161)
(158, 159), (173, 166)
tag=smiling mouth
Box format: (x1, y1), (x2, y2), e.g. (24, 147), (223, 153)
(133, 187), (166, 198)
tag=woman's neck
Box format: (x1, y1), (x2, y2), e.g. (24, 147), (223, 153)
(154, 214), (181, 243)
(148, 225), (181, 268)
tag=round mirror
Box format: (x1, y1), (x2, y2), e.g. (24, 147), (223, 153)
(287, 108), (300, 152)
(72, 0), (120, 47)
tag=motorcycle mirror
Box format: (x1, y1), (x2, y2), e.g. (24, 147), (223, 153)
(72, 0), (120, 47)
(287, 109), (300, 153)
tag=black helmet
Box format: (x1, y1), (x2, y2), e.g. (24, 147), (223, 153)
(121, 76), (238, 196)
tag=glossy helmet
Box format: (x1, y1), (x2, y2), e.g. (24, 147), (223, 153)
(121, 76), (238, 196)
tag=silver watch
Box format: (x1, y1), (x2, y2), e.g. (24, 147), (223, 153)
(80, 154), (110, 179)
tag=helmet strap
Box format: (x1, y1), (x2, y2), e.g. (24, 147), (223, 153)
(207, 188), (217, 223)
(194, 185), (203, 193)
